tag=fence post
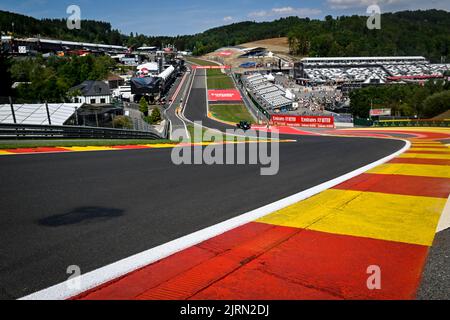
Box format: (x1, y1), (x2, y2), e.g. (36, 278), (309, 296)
(45, 101), (52, 125)
(9, 96), (17, 124)
(74, 107), (79, 125)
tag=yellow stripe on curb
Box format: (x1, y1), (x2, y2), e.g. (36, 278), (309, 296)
(409, 148), (450, 152)
(368, 163), (450, 178)
(399, 153), (450, 160)
(146, 144), (179, 148)
(411, 144), (447, 148)
(63, 146), (117, 152)
(258, 189), (445, 246)
(0, 150), (13, 155)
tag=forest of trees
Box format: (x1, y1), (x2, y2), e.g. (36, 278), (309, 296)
(5, 54), (115, 103)
(1, 9), (450, 61)
(1, 9), (449, 116)
(349, 79), (450, 119)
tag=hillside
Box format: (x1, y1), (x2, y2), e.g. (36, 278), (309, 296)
(1, 9), (450, 61)
(239, 37), (290, 54)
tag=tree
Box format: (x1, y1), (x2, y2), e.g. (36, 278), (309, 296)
(113, 115), (133, 129)
(139, 97), (149, 116)
(145, 107), (162, 124)
(150, 108), (162, 123)
(423, 91), (450, 118)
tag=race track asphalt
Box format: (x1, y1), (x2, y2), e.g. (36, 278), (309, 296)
(0, 67), (405, 300)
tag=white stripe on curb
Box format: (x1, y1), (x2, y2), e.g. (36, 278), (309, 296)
(20, 139), (411, 300)
(437, 194), (450, 233)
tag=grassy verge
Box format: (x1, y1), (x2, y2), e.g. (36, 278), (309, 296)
(187, 124), (253, 143)
(208, 75), (235, 89)
(207, 68), (235, 89)
(0, 139), (174, 149)
(210, 104), (255, 124)
(186, 57), (217, 66)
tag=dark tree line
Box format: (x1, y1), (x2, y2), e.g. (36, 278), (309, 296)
(350, 80), (450, 119)
(1, 9), (450, 61)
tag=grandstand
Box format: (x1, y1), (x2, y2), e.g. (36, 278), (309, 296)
(0, 103), (82, 125)
(294, 56), (450, 84)
(243, 73), (293, 111)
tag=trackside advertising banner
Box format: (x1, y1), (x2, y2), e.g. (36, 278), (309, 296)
(370, 108), (392, 117)
(191, 65), (231, 69)
(208, 90), (243, 102)
(271, 115), (335, 128)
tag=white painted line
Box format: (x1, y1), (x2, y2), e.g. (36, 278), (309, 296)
(205, 69), (210, 115)
(20, 139), (411, 300)
(437, 194), (450, 233)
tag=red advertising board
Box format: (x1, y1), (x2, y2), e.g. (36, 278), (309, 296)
(208, 90), (242, 102)
(191, 65), (231, 69)
(270, 115), (335, 128)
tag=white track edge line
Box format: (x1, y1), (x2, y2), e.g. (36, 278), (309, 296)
(20, 139), (410, 300)
(436, 194), (450, 233)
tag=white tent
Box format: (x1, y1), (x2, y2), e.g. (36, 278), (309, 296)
(0, 103), (82, 125)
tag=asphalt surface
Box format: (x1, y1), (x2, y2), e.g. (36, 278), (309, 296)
(184, 69), (235, 133)
(417, 228), (450, 300)
(163, 70), (191, 140)
(0, 65), (406, 300)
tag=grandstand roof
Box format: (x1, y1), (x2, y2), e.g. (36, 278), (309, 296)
(302, 56), (427, 62)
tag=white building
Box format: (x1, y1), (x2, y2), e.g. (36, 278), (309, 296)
(69, 81), (112, 105)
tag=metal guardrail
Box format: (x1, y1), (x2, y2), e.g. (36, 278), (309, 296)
(0, 123), (163, 140)
(374, 120), (450, 127)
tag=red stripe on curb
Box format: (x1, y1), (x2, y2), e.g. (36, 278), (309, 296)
(191, 227), (429, 300)
(74, 222), (275, 300)
(333, 173), (450, 198)
(5, 147), (70, 154)
(389, 158), (450, 166)
(136, 225), (298, 300)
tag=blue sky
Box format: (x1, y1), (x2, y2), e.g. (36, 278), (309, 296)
(1, 0), (449, 36)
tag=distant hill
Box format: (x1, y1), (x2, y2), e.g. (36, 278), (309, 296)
(1, 9), (450, 61)
(239, 37), (290, 54)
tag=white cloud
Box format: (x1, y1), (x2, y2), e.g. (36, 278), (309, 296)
(248, 7), (322, 19)
(223, 16), (234, 22)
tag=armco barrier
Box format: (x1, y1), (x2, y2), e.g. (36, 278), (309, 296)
(375, 120), (450, 127)
(0, 123), (163, 140)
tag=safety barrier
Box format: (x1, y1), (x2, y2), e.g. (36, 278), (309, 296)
(375, 119), (450, 127)
(0, 123), (163, 140)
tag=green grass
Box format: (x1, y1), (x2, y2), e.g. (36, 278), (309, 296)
(206, 69), (224, 76)
(210, 104), (255, 124)
(186, 57), (234, 89)
(187, 124), (251, 143)
(207, 75), (235, 90)
(0, 139), (174, 149)
(186, 57), (217, 66)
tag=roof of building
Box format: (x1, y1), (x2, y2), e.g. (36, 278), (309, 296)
(0, 103), (82, 125)
(70, 81), (111, 97)
(301, 56), (427, 62)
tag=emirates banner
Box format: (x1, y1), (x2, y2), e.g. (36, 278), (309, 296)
(208, 90), (243, 102)
(271, 115), (335, 128)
